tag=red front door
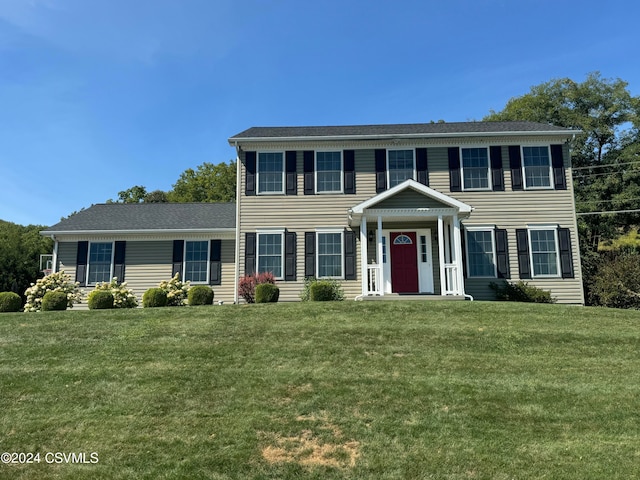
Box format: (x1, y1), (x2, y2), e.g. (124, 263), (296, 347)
(390, 232), (419, 293)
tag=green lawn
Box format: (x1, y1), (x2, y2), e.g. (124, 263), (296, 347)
(1, 301), (639, 479)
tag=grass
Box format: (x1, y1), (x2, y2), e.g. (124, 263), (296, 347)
(1, 301), (639, 479)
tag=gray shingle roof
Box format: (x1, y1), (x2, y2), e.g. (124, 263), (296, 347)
(43, 203), (236, 233)
(229, 121), (576, 141)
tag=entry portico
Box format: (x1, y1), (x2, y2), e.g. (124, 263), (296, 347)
(348, 180), (473, 298)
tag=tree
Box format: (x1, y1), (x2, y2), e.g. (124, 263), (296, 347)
(144, 190), (169, 203)
(107, 185), (148, 204)
(168, 161), (236, 203)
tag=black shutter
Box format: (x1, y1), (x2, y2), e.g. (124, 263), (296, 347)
(515, 229), (531, 279)
(509, 146), (523, 190)
(558, 227), (574, 278)
(448, 147), (462, 192)
(551, 144), (567, 190)
(344, 229), (357, 280)
(304, 232), (316, 277)
(303, 150), (314, 195)
(490, 146), (504, 191)
(245, 151), (256, 196)
(284, 231), (296, 281)
(286, 150), (297, 195)
(375, 149), (387, 193)
(209, 239), (222, 285)
(113, 241), (126, 283)
(460, 228), (467, 279)
(172, 240), (184, 279)
(75, 241), (89, 286)
(416, 148), (429, 186)
(343, 150), (355, 194)
(494, 229), (510, 279)
(245, 233), (256, 275)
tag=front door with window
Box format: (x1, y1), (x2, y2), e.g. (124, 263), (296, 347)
(390, 232), (419, 293)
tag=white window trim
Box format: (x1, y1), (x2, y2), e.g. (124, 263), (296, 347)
(183, 239), (210, 284)
(315, 150), (344, 194)
(460, 146), (491, 191)
(521, 145), (553, 190)
(87, 241), (114, 286)
(527, 225), (561, 278)
(387, 148), (416, 188)
(464, 226), (497, 278)
(256, 229), (285, 280)
(257, 151), (285, 195)
(315, 228), (344, 279)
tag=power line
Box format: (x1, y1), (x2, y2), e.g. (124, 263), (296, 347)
(576, 208), (640, 216)
(573, 159), (640, 171)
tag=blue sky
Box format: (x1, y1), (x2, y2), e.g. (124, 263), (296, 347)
(1, 0), (638, 226)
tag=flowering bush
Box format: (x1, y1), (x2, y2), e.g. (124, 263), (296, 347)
(24, 271), (82, 312)
(158, 273), (191, 306)
(238, 272), (275, 304)
(91, 278), (138, 308)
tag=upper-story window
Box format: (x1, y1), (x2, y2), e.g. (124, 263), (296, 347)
(461, 147), (490, 190)
(316, 151), (342, 193)
(257, 152), (284, 194)
(388, 149), (415, 188)
(87, 242), (113, 284)
(522, 146), (552, 189)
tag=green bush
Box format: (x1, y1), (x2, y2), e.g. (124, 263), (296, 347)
(143, 288), (168, 308)
(87, 290), (114, 310)
(24, 271), (82, 312)
(41, 291), (69, 311)
(588, 250), (640, 309)
(188, 286), (214, 306)
(0, 292), (22, 312)
(91, 279), (138, 308)
(490, 281), (555, 304)
(255, 283), (280, 303)
(301, 277), (344, 302)
(310, 281), (338, 301)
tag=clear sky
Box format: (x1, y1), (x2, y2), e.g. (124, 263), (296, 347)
(1, 0), (638, 226)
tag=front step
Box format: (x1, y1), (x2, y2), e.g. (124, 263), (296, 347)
(358, 294), (467, 301)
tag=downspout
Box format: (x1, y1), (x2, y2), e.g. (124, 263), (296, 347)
(52, 235), (59, 273)
(233, 142), (242, 304)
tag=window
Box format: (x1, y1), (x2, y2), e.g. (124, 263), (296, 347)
(184, 241), (208, 283)
(316, 151), (342, 193)
(522, 146), (552, 189)
(420, 235), (428, 263)
(317, 231), (343, 278)
(87, 242), (113, 284)
(257, 152), (284, 194)
(257, 232), (283, 278)
(465, 229), (496, 278)
(529, 228), (559, 277)
(388, 149), (415, 188)
(461, 147), (490, 190)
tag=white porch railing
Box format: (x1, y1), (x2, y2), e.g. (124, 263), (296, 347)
(444, 263), (460, 295)
(367, 264), (382, 295)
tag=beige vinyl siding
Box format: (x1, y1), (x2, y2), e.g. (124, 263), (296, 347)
(56, 241), (78, 283)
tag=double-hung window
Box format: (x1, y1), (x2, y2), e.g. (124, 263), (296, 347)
(528, 228), (560, 277)
(257, 152), (284, 194)
(465, 228), (496, 277)
(388, 149), (415, 188)
(317, 230), (343, 278)
(522, 146), (552, 189)
(184, 240), (209, 283)
(87, 242), (113, 284)
(316, 151), (342, 193)
(461, 147), (490, 190)
(257, 231), (283, 278)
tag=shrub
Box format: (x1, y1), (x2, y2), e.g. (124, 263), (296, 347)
(301, 277), (345, 302)
(255, 283), (280, 303)
(41, 291), (69, 311)
(143, 288), (168, 308)
(158, 273), (190, 306)
(238, 272), (276, 304)
(490, 281), (555, 304)
(24, 271), (82, 312)
(87, 290), (114, 310)
(91, 278), (138, 308)
(188, 286), (214, 306)
(0, 292), (22, 312)
(588, 250), (640, 309)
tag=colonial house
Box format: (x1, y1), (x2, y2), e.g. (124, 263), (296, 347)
(42, 121), (584, 305)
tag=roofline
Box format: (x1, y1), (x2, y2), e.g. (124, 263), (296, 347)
(40, 228), (236, 237)
(229, 129), (582, 144)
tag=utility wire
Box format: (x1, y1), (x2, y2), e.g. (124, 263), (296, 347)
(576, 208), (640, 216)
(572, 159), (640, 171)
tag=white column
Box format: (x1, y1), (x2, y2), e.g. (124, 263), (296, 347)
(377, 215), (383, 295)
(452, 214), (465, 296)
(438, 215), (446, 295)
(52, 238), (59, 273)
(360, 216), (368, 295)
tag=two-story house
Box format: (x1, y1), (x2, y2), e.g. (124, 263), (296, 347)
(41, 121), (584, 306)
